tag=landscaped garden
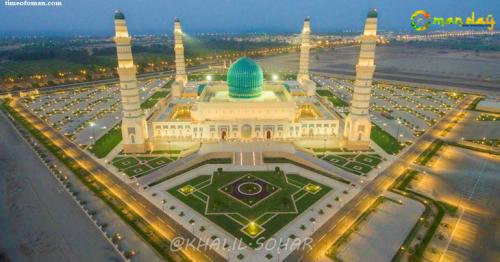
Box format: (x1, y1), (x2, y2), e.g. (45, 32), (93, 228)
(111, 156), (175, 177)
(321, 153), (383, 176)
(168, 169), (331, 247)
(317, 89), (349, 107)
(141, 90), (169, 109)
(370, 123), (405, 155)
(476, 113), (499, 121)
(88, 123), (122, 158)
(415, 139), (444, 166)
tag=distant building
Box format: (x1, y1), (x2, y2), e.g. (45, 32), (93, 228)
(477, 97), (500, 113)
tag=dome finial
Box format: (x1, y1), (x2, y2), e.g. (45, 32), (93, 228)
(114, 10), (125, 20)
(305, 16), (310, 22)
(367, 9), (378, 18)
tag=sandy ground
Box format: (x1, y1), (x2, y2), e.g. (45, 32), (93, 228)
(0, 112), (122, 262)
(257, 45), (500, 94)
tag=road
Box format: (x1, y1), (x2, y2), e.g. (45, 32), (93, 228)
(8, 99), (224, 262)
(283, 96), (476, 261)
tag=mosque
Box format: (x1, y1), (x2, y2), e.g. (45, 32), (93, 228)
(113, 10), (378, 153)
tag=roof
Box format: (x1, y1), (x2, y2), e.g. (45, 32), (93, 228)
(227, 57), (263, 99)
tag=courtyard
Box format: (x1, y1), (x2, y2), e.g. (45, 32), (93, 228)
(167, 170), (331, 246)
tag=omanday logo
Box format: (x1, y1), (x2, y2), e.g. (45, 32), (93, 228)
(411, 10), (495, 31)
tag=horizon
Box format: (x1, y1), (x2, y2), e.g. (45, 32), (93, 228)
(0, 0), (498, 36)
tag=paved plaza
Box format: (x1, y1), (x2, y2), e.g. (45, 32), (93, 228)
(144, 162), (355, 261)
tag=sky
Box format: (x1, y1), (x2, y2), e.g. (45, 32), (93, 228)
(0, 0), (498, 36)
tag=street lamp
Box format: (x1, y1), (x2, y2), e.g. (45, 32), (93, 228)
(206, 75), (212, 82)
(396, 120), (401, 143)
(161, 199), (166, 211)
(90, 122), (96, 144)
(272, 74), (279, 81)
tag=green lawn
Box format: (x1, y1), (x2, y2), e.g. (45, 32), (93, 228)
(141, 91), (169, 109)
(323, 155), (348, 166)
(415, 139), (444, 166)
(112, 156), (173, 177)
(355, 154), (382, 167)
(89, 124), (122, 158)
(112, 156), (139, 169)
(168, 171), (331, 247)
(316, 90), (349, 107)
(370, 123), (404, 155)
(345, 162), (372, 173)
(322, 153), (383, 176)
(148, 157), (172, 168)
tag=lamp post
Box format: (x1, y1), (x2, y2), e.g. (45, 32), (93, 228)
(90, 122), (96, 144)
(161, 199), (166, 211)
(396, 120), (401, 143)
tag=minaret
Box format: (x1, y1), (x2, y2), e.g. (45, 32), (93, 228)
(343, 10), (378, 149)
(171, 18), (188, 97)
(114, 11), (148, 153)
(297, 17), (316, 96)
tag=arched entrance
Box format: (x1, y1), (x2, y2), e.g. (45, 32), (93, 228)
(266, 130), (272, 139)
(357, 132), (363, 141)
(221, 131), (227, 140)
(241, 124), (252, 139)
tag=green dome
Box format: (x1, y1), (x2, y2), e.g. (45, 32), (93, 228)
(227, 57), (263, 99)
(114, 10), (125, 20)
(367, 9), (378, 18)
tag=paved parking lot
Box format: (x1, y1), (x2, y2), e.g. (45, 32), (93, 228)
(21, 79), (167, 145)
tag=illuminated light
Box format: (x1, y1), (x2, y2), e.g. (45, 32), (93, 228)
(206, 75), (213, 81)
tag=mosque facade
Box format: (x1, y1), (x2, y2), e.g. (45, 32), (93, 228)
(113, 11), (378, 153)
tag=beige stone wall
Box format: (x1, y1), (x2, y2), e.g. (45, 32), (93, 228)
(114, 17), (148, 153)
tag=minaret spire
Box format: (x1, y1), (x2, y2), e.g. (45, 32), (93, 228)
(297, 17), (316, 96)
(343, 9), (378, 149)
(172, 17), (188, 97)
(298, 17), (311, 83)
(114, 10), (148, 153)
